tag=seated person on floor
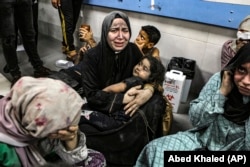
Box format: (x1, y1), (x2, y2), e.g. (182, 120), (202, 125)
(79, 10), (166, 135)
(76, 24), (162, 63)
(50, 24), (163, 96)
(80, 55), (165, 131)
(0, 76), (106, 167)
(136, 42), (250, 166)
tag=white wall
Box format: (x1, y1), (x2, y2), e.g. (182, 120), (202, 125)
(38, 0), (236, 95)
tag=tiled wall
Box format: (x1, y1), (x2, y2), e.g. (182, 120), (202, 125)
(38, 0), (236, 95)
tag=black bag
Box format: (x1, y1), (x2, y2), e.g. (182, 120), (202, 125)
(81, 109), (154, 167)
(48, 70), (84, 96)
(167, 57), (196, 79)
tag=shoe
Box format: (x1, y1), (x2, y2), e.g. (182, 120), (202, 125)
(11, 75), (22, 88)
(34, 66), (52, 78)
(66, 50), (78, 63)
(55, 59), (74, 69)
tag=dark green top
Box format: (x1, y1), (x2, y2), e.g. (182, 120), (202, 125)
(0, 142), (21, 167)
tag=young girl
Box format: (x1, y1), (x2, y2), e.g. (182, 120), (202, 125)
(80, 55), (165, 131)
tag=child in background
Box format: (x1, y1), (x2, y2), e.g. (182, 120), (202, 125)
(80, 55), (165, 131)
(52, 25), (163, 97)
(134, 25), (161, 61)
(77, 24), (162, 63)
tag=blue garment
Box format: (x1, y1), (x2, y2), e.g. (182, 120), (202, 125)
(135, 72), (250, 167)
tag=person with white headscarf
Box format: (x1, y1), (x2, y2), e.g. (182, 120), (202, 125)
(0, 76), (106, 167)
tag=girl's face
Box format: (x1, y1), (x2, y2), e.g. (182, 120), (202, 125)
(234, 62), (250, 96)
(132, 58), (151, 80)
(107, 18), (130, 52)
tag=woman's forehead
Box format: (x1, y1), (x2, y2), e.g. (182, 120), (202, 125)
(110, 18), (127, 27)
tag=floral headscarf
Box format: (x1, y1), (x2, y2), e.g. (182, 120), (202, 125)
(0, 76), (84, 166)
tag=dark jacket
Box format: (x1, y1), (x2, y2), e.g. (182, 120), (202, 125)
(81, 42), (142, 113)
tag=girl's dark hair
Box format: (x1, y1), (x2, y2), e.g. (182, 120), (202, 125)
(141, 55), (165, 89)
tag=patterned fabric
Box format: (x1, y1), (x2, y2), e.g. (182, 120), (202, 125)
(75, 149), (106, 167)
(221, 39), (237, 69)
(135, 72), (250, 166)
(0, 76), (85, 167)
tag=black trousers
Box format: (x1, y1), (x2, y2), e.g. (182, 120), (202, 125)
(0, 0), (43, 76)
(32, 0), (38, 45)
(15, 0), (38, 46)
(58, 0), (82, 51)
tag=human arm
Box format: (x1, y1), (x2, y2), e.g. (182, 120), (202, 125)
(151, 47), (161, 61)
(77, 27), (97, 64)
(48, 125), (79, 151)
(189, 72), (229, 127)
(123, 83), (154, 116)
(103, 76), (144, 93)
(39, 126), (88, 164)
(79, 27), (96, 49)
(103, 82), (126, 93)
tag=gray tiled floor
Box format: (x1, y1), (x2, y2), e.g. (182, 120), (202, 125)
(0, 34), (65, 82)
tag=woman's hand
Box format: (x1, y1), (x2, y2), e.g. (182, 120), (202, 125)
(49, 125), (78, 151)
(123, 85), (153, 116)
(51, 0), (60, 9)
(123, 85), (140, 104)
(220, 70), (234, 96)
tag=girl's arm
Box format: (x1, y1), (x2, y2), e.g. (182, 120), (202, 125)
(103, 76), (144, 93)
(103, 82), (126, 93)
